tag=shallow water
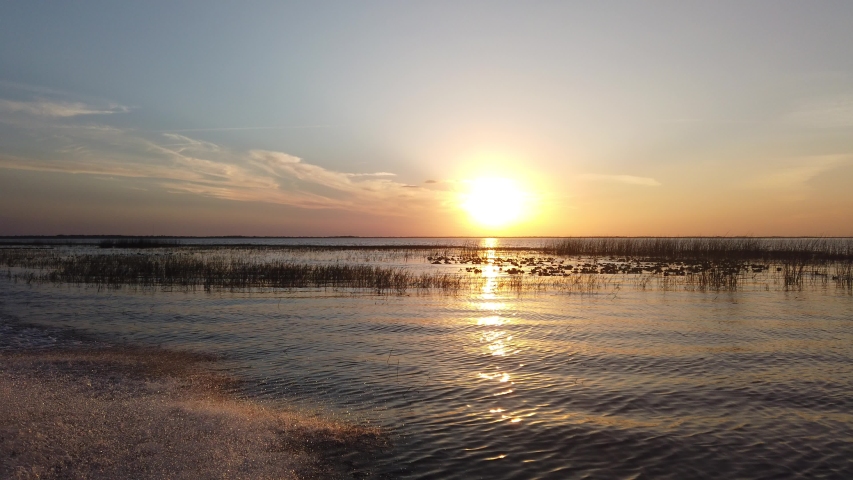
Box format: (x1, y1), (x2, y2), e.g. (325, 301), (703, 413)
(2, 245), (853, 479)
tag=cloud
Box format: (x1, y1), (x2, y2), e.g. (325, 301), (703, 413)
(161, 125), (336, 132)
(577, 174), (662, 187)
(160, 133), (221, 152)
(0, 121), (450, 216)
(248, 150), (354, 192)
(0, 99), (130, 118)
(753, 155), (850, 189)
(0, 92), (448, 215)
(346, 172), (396, 177)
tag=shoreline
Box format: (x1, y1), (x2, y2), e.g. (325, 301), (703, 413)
(0, 322), (387, 479)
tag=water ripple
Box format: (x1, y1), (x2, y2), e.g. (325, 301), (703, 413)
(2, 280), (852, 478)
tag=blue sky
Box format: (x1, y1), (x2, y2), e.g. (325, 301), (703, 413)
(2, 1), (852, 235)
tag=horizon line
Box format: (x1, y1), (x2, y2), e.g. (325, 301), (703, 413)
(2, 235), (852, 239)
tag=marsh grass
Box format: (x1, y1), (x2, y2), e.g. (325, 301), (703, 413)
(781, 259), (806, 289)
(17, 255), (427, 292)
(0, 248), (610, 294)
(543, 237), (853, 262)
(834, 260), (853, 290)
(2, 240), (852, 295)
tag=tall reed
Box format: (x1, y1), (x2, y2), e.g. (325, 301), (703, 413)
(835, 260), (853, 290)
(543, 237), (853, 262)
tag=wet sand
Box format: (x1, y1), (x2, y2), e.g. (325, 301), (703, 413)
(0, 345), (386, 479)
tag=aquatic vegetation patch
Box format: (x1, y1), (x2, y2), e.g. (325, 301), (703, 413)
(542, 237), (853, 262)
(2, 245), (851, 295)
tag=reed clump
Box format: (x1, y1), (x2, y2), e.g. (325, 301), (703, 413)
(685, 264), (740, 291)
(833, 260), (853, 290)
(543, 237), (853, 262)
(782, 259), (806, 289)
(5, 253), (428, 293)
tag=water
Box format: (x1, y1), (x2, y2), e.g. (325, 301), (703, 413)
(2, 240), (852, 479)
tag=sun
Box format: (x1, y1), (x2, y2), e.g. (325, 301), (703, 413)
(461, 177), (527, 227)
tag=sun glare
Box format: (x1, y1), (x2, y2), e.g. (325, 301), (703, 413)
(462, 177), (527, 227)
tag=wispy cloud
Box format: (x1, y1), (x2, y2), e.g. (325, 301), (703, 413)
(0, 99), (130, 118)
(160, 133), (221, 152)
(0, 121), (450, 215)
(161, 125), (336, 132)
(346, 172), (396, 177)
(753, 155), (850, 189)
(577, 174), (662, 187)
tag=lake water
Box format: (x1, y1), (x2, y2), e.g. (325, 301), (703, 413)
(2, 238), (852, 479)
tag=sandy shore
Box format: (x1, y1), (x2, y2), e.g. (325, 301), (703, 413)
(0, 341), (386, 479)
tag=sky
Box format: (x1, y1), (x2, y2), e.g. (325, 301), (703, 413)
(1, 1), (852, 236)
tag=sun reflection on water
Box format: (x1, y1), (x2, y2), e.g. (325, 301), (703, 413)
(477, 302), (508, 315)
(477, 316), (505, 326)
(481, 237), (498, 249)
(473, 237), (526, 427)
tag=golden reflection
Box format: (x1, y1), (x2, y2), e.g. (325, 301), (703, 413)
(481, 280), (497, 298)
(480, 329), (514, 356)
(488, 342), (507, 356)
(477, 316), (505, 326)
(480, 331), (504, 343)
(481, 237), (498, 249)
(477, 302), (506, 311)
(471, 237), (528, 425)
(479, 245), (500, 296)
(477, 372), (511, 383)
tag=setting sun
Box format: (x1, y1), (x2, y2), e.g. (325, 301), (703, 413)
(461, 177), (527, 227)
